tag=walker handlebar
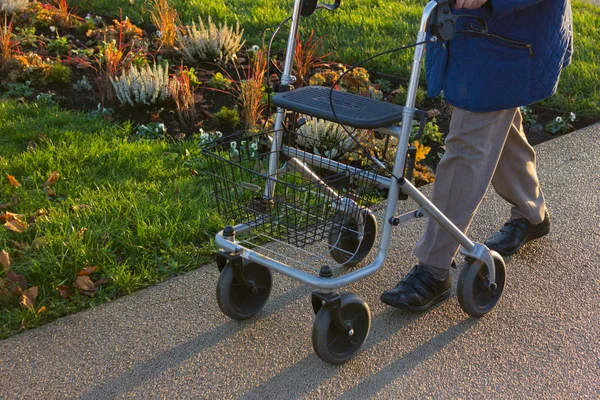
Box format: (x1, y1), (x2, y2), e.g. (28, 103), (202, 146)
(301, 0), (341, 17)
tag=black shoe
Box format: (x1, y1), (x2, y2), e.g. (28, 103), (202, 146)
(484, 211), (550, 256)
(380, 265), (451, 311)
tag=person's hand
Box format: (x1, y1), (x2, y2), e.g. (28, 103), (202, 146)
(455, 0), (488, 9)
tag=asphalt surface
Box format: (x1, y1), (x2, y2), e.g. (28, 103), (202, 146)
(1, 124), (599, 399)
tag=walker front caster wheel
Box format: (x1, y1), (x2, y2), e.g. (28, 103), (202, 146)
(217, 261), (272, 320)
(457, 252), (506, 318)
(328, 212), (377, 267)
(312, 293), (371, 364)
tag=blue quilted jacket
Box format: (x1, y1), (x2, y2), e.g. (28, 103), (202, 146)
(425, 0), (573, 112)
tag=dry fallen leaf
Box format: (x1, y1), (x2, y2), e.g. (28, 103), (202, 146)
(12, 241), (29, 251)
(56, 285), (71, 298)
(0, 212), (25, 223)
(46, 187), (56, 197)
(94, 277), (110, 286)
(426, 109), (441, 119)
(19, 320), (26, 331)
(7, 174), (20, 187)
(36, 306), (47, 316)
(31, 237), (48, 251)
(28, 209), (48, 224)
(4, 219), (28, 233)
(70, 204), (92, 213)
(19, 286), (38, 310)
(0, 250), (9, 272)
(76, 228), (88, 239)
(6, 271), (27, 295)
(190, 169), (200, 176)
(42, 171), (60, 189)
(76, 266), (99, 276)
(75, 276), (97, 295)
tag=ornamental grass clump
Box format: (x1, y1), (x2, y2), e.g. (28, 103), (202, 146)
(0, 0), (28, 15)
(177, 16), (244, 65)
(111, 63), (171, 107)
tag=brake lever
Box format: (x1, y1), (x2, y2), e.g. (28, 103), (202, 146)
(431, 0), (488, 41)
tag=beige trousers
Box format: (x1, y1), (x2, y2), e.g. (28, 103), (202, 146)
(413, 107), (547, 269)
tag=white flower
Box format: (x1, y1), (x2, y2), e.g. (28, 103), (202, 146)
(230, 141), (237, 149)
(249, 142), (258, 151)
(156, 30), (162, 38)
(216, 131), (223, 138)
(158, 123), (167, 133)
(250, 45), (260, 53)
(85, 14), (92, 21)
(555, 116), (563, 123)
(49, 26), (56, 32)
(569, 112), (576, 122)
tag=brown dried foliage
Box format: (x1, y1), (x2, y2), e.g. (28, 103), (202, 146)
(238, 50), (268, 129)
(170, 66), (199, 126)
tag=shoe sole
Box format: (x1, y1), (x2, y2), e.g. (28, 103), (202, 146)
(491, 226), (551, 256)
(382, 288), (451, 312)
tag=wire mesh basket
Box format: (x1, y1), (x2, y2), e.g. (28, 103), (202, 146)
(201, 130), (383, 248)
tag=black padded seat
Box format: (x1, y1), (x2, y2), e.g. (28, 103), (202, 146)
(272, 86), (406, 129)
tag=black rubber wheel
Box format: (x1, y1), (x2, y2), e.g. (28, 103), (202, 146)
(216, 262), (272, 320)
(328, 212), (377, 267)
(312, 293), (371, 364)
(457, 252), (506, 318)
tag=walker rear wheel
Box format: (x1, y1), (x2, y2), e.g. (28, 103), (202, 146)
(457, 252), (506, 318)
(328, 212), (377, 267)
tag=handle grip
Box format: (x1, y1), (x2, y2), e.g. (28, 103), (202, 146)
(301, 0), (341, 17)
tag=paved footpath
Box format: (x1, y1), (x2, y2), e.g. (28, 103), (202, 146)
(1, 124), (599, 399)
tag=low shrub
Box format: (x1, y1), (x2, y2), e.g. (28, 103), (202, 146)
(177, 16), (244, 65)
(111, 62), (171, 107)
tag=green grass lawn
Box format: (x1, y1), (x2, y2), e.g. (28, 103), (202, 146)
(70, 0), (600, 118)
(0, 101), (222, 338)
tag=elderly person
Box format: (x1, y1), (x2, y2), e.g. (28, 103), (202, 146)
(381, 0), (573, 310)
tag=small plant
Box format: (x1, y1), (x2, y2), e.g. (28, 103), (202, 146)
(36, 92), (57, 106)
(90, 40), (130, 104)
(0, 16), (17, 66)
(196, 128), (223, 146)
(105, 17), (143, 43)
(2, 81), (33, 98)
(148, 0), (180, 49)
(212, 106), (241, 132)
(392, 84), (427, 107)
(111, 62), (171, 107)
(14, 26), (41, 49)
(73, 75), (93, 92)
(50, 0), (82, 29)
(170, 65), (199, 126)
(411, 119), (444, 147)
(47, 61), (71, 84)
(545, 113), (576, 135)
(137, 122), (167, 139)
(47, 34), (69, 55)
(207, 71), (232, 90)
(375, 79), (393, 94)
(293, 31), (329, 87)
(0, 0), (28, 15)
(177, 16), (244, 65)
(520, 106), (538, 126)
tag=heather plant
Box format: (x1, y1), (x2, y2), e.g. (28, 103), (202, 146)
(177, 16), (244, 65)
(0, 0), (28, 15)
(111, 62), (171, 107)
(297, 117), (367, 161)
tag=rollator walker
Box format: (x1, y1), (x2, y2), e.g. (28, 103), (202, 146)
(202, 0), (506, 364)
